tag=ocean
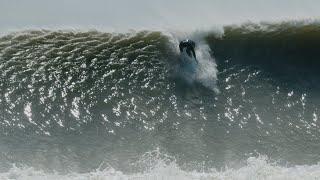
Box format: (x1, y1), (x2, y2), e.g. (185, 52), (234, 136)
(1, 21), (320, 179)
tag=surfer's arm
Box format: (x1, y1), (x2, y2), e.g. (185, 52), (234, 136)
(191, 49), (196, 58)
(191, 49), (198, 64)
(192, 49), (196, 58)
(179, 44), (183, 52)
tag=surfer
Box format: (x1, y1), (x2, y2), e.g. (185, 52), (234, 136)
(179, 39), (197, 62)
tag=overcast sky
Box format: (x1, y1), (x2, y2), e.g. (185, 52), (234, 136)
(1, 0), (320, 31)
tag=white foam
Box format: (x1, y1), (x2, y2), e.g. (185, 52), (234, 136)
(167, 31), (220, 93)
(195, 42), (219, 93)
(1, 157), (320, 180)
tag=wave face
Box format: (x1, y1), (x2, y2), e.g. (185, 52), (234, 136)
(206, 21), (320, 76)
(1, 21), (320, 179)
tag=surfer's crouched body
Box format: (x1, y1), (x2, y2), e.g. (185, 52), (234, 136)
(179, 39), (196, 59)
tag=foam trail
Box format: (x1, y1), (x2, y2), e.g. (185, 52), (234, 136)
(195, 42), (219, 93)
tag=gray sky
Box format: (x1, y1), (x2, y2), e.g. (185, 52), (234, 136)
(1, 0), (320, 31)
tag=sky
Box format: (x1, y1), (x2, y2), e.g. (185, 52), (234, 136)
(1, 0), (320, 31)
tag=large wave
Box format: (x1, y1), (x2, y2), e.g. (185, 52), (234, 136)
(1, 21), (320, 179)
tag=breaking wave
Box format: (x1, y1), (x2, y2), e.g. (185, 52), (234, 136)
(1, 20), (320, 179)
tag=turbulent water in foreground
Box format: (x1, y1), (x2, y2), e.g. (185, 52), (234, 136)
(1, 21), (320, 179)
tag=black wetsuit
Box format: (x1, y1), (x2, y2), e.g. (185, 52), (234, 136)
(179, 40), (196, 59)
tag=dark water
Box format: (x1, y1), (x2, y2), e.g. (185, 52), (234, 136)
(1, 22), (320, 178)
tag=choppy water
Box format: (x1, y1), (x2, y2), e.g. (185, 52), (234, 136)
(1, 21), (320, 179)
